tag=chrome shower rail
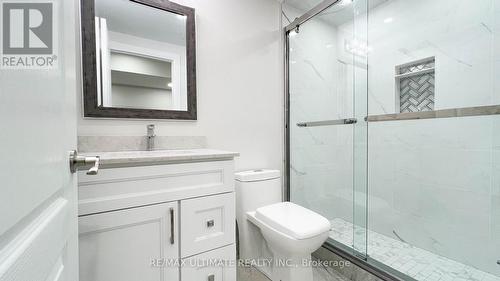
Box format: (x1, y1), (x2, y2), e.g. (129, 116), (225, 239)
(365, 105), (500, 122)
(296, 105), (500, 125)
(285, 0), (342, 32)
(297, 118), (357, 127)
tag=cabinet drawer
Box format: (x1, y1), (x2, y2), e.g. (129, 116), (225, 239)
(181, 245), (236, 281)
(180, 193), (235, 257)
(78, 160), (234, 216)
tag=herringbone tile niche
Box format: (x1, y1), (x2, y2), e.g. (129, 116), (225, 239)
(396, 57), (435, 113)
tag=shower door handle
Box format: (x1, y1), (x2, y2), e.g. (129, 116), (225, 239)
(296, 118), (357, 127)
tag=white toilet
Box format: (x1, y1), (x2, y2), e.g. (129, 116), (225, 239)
(235, 170), (331, 281)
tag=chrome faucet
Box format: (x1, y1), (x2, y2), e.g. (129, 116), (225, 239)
(146, 124), (156, 151)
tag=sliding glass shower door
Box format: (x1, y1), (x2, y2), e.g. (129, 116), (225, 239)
(286, 0), (500, 280)
(286, 0), (369, 258)
(365, 0), (500, 280)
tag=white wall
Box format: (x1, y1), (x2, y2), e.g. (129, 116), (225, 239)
(77, 0), (284, 172)
(110, 85), (172, 110)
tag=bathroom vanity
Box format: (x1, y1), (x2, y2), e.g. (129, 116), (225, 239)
(77, 149), (239, 281)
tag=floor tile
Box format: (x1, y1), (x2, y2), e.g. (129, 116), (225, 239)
(329, 219), (500, 281)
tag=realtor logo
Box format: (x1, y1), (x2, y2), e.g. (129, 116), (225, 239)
(1, 1), (58, 69)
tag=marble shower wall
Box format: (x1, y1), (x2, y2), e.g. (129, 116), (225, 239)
(355, 0), (499, 115)
(367, 116), (500, 277)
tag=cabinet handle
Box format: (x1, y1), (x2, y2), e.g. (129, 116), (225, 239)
(208, 274), (215, 281)
(170, 208), (174, 245)
(207, 219), (215, 228)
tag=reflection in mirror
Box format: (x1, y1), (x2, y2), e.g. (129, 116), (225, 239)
(95, 0), (187, 111)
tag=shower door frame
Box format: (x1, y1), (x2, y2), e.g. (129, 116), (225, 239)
(283, 0), (343, 202)
(282, 1), (407, 280)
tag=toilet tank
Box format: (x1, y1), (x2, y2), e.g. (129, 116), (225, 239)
(235, 169), (282, 215)
(235, 169), (281, 266)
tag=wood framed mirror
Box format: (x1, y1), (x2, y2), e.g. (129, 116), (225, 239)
(81, 0), (197, 119)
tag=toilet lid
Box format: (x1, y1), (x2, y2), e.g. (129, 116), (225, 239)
(255, 202), (331, 240)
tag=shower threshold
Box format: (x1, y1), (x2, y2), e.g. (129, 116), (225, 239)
(329, 219), (499, 281)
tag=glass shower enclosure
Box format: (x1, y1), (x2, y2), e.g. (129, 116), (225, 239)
(285, 0), (500, 280)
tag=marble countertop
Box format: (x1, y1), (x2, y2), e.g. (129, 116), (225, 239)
(82, 149), (239, 167)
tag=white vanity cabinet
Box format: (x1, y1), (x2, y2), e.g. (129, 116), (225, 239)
(77, 150), (238, 281)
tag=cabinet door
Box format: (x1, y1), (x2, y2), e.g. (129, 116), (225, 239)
(79, 202), (179, 281)
(181, 245), (236, 281)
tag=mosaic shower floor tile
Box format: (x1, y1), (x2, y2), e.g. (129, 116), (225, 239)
(329, 218), (500, 281)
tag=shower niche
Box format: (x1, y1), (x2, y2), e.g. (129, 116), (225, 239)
(395, 57), (435, 113)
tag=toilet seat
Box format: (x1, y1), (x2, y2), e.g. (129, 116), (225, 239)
(255, 202), (331, 240)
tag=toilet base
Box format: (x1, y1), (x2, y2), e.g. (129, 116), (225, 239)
(270, 253), (313, 281)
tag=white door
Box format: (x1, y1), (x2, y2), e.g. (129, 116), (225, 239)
(0, 0), (79, 280)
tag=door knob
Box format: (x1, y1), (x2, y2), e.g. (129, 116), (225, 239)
(69, 150), (100, 175)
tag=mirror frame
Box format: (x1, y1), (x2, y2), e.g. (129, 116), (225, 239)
(81, 0), (197, 120)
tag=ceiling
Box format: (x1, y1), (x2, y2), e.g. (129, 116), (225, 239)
(95, 0), (186, 46)
(284, 0), (389, 27)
